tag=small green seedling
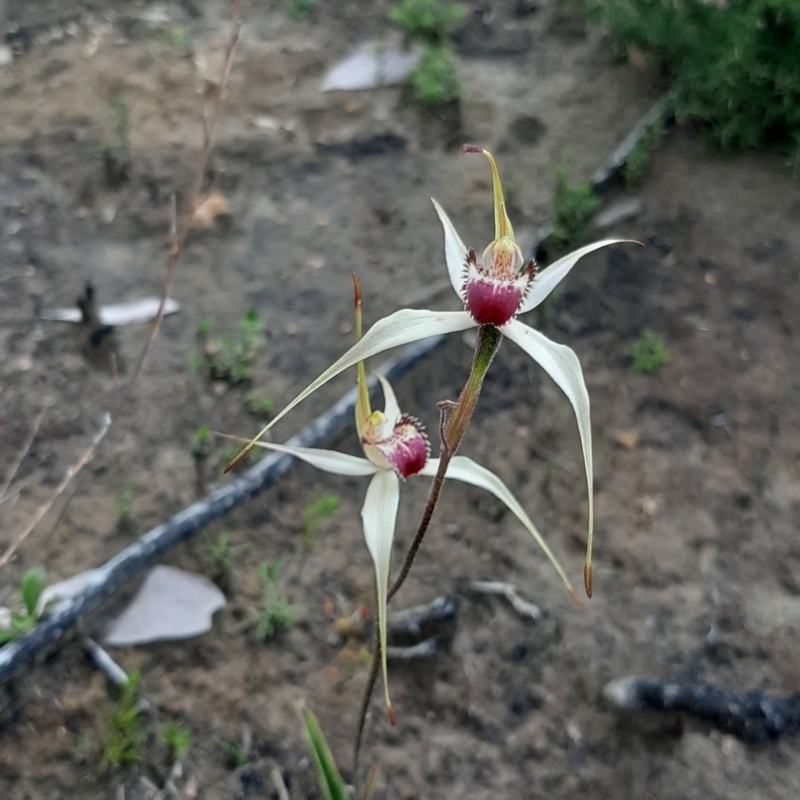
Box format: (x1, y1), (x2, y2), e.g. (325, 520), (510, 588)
(389, 0), (466, 43)
(409, 45), (461, 108)
(102, 670), (145, 767)
(302, 492), (340, 548)
(285, 0), (320, 18)
(115, 486), (137, 523)
(162, 721), (192, 761)
(0, 567), (46, 644)
(192, 311), (264, 385)
(628, 329), (671, 373)
(243, 558), (304, 640)
(244, 393), (274, 417)
(203, 530), (248, 576)
(550, 167), (599, 250)
(215, 737), (250, 769)
(191, 426), (212, 460)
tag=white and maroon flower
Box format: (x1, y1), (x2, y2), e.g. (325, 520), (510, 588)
(227, 282), (578, 723)
(233, 147), (634, 597)
(235, 371), (576, 725)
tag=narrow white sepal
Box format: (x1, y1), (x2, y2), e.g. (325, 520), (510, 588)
(419, 456), (577, 599)
(249, 441), (379, 477)
(361, 469), (400, 716)
(519, 239), (630, 314)
(375, 373), (401, 428)
(250, 309), (474, 442)
(430, 197), (468, 301)
(501, 319), (594, 574)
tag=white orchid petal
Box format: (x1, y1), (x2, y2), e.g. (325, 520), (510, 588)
(250, 441), (378, 476)
(242, 310), (474, 452)
(431, 198), (468, 301)
(420, 457), (579, 604)
(519, 239), (632, 314)
(361, 469), (400, 719)
(376, 373), (401, 427)
(501, 319), (594, 596)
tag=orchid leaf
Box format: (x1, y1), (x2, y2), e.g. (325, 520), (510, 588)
(301, 708), (349, 800)
(501, 319), (595, 596)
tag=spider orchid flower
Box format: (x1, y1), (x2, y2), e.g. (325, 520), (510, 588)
(231, 280), (578, 725)
(228, 147), (635, 597)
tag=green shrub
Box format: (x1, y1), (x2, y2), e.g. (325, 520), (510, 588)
(390, 0), (466, 43)
(409, 45), (461, 107)
(587, 0), (800, 154)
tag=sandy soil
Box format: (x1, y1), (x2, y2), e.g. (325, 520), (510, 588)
(2, 1), (800, 798)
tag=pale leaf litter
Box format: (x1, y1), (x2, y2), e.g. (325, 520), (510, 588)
(321, 41), (422, 92)
(39, 297), (180, 325)
(104, 565), (226, 646)
(27, 565), (225, 646)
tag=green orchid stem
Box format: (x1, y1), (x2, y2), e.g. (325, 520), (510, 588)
(353, 326), (501, 785)
(388, 324), (501, 602)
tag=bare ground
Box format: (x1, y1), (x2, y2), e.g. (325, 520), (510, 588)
(2, 1), (800, 798)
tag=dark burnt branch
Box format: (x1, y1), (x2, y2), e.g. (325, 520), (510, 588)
(604, 676), (800, 742)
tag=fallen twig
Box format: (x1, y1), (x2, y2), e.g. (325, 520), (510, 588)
(471, 580), (542, 622)
(84, 635), (150, 712)
(604, 675), (800, 742)
(0, 413), (111, 568)
(387, 595), (457, 639)
(386, 637), (438, 661)
(0, 336), (444, 683)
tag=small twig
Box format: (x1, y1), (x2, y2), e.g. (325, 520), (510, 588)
(604, 676), (800, 742)
(270, 768), (290, 800)
(0, 404), (48, 504)
(127, 0), (242, 390)
(471, 580), (542, 622)
(0, 413), (111, 568)
(387, 595), (458, 638)
(84, 635), (150, 712)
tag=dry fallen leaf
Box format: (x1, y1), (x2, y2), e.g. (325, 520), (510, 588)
(191, 192), (229, 229)
(321, 42), (422, 92)
(612, 429), (639, 449)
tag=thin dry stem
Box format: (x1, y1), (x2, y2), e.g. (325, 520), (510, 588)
(0, 405), (48, 504)
(127, 0), (241, 389)
(0, 413), (111, 568)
